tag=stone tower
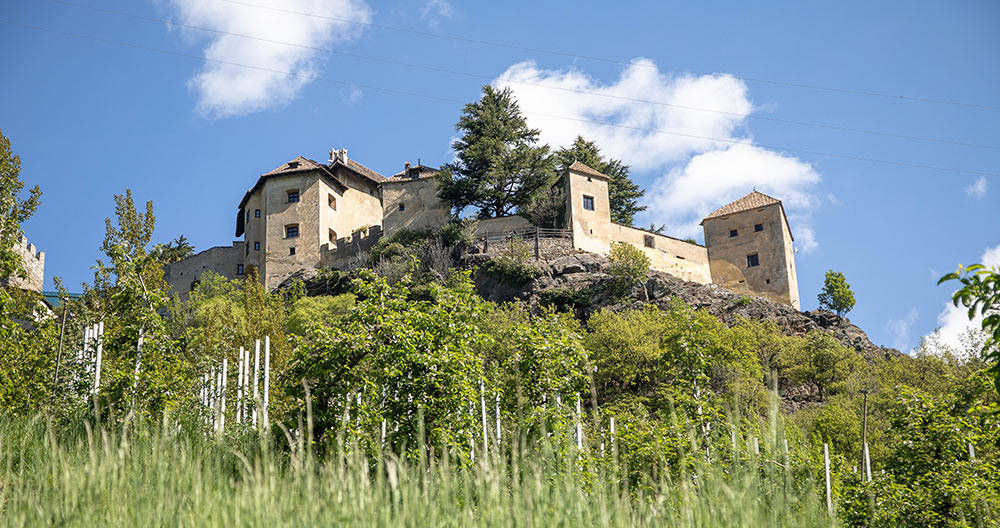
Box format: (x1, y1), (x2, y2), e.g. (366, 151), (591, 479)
(701, 191), (800, 309)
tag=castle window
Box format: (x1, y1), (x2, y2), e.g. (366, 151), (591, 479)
(285, 224), (299, 238)
(328, 194), (337, 210)
(237, 264), (244, 275)
(766, 279), (771, 284)
(246, 210), (250, 222)
(246, 244), (250, 255)
(587, 176), (592, 182)
(255, 209), (261, 218)
(328, 229), (337, 246)
(583, 195), (595, 211)
(289, 247), (296, 256)
(754, 223), (763, 232)
(644, 235), (654, 248)
(287, 190), (300, 203)
(730, 229), (738, 237)
(254, 241), (260, 251)
(399, 202), (405, 212)
(747, 254), (759, 267)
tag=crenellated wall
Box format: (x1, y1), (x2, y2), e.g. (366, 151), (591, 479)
(2, 235), (45, 292)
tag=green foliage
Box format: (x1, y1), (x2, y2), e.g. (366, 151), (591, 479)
(149, 235), (194, 264)
(440, 218), (478, 247)
(734, 295), (752, 306)
(436, 85), (556, 218)
(554, 136), (646, 226)
(0, 289), (61, 416)
(286, 294), (355, 335)
(784, 329), (863, 400)
(480, 239), (542, 286)
(818, 269), (856, 317)
(607, 241), (650, 296)
(939, 263), (1000, 395)
(539, 287), (593, 313)
(0, 129), (41, 283)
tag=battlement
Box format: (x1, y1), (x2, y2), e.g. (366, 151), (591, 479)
(2, 234), (46, 291)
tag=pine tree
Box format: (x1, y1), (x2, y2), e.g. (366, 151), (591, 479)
(554, 136), (646, 226)
(436, 86), (555, 218)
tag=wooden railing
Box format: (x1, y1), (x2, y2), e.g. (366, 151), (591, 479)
(479, 227), (572, 258)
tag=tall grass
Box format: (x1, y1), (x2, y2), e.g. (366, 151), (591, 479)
(0, 413), (834, 527)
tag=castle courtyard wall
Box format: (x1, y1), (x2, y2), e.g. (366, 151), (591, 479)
(381, 177), (451, 234)
(608, 225), (712, 284)
(163, 242), (245, 295)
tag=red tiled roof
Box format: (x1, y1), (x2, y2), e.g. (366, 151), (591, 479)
(567, 161), (608, 179)
(333, 157), (385, 184)
(261, 156), (324, 177)
(703, 191), (781, 220)
(386, 164), (438, 182)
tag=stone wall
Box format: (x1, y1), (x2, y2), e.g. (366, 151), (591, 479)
(608, 225), (712, 285)
(382, 176), (451, 234)
(2, 235), (45, 291)
(163, 241), (245, 296)
(319, 225), (384, 270)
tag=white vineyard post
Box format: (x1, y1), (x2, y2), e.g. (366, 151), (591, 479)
(610, 417), (616, 454)
(264, 336), (270, 430)
(480, 380), (488, 459)
(381, 419), (386, 448)
(93, 322), (104, 395)
(495, 393), (501, 447)
(969, 441), (976, 460)
(824, 443), (832, 516)
(236, 347), (244, 424)
(210, 368), (217, 430)
(753, 437), (760, 456)
(242, 347), (250, 424)
(220, 358), (228, 433)
(252, 339), (260, 430)
(863, 442), (872, 483)
(575, 396), (583, 451)
(215, 366), (223, 433)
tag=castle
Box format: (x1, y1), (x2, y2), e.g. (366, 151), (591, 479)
(164, 148), (800, 309)
(2, 235), (45, 292)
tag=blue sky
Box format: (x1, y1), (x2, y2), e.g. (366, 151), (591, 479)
(1, 0), (998, 352)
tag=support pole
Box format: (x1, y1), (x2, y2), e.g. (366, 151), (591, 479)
(480, 380), (488, 458)
(863, 442), (872, 483)
(824, 443), (832, 516)
(264, 336), (270, 430)
(236, 347), (244, 424)
(220, 358), (228, 433)
(93, 321), (103, 395)
(53, 302), (68, 388)
(253, 339), (260, 429)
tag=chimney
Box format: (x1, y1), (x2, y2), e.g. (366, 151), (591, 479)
(329, 147), (349, 164)
(404, 162), (411, 172)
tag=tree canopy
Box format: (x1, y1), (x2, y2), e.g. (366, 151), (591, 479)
(818, 269), (856, 317)
(0, 129), (41, 283)
(436, 86), (555, 218)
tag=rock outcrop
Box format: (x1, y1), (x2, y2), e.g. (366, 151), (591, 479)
(470, 250), (902, 362)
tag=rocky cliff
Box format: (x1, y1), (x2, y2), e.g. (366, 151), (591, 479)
(469, 251), (902, 363)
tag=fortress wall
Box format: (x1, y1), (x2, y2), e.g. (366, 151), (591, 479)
(319, 225), (383, 270)
(2, 235), (45, 291)
(163, 242), (245, 296)
(473, 215), (533, 235)
(609, 225), (712, 285)
(382, 177), (451, 235)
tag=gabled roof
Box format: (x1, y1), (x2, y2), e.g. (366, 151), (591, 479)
(703, 191), (780, 220)
(701, 190), (793, 240)
(261, 156), (325, 177)
(386, 164), (439, 182)
(332, 157), (385, 185)
(567, 161), (609, 179)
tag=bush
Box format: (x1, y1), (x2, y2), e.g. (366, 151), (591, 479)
(607, 241), (650, 296)
(286, 294), (356, 335)
(480, 257), (542, 285)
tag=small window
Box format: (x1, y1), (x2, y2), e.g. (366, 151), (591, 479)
(328, 194), (337, 210)
(237, 264), (244, 275)
(255, 209), (261, 218)
(246, 210), (250, 222)
(747, 254), (759, 268)
(754, 223), (763, 232)
(289, 247), (296, 256)
(286, 224), (299, 238)
(587, 176), (592, 182)
(765, 279), (771, 284)
(245, 244), (249, 255)
(643, 235), (654, 248)
(328, 229), (337, 244)
(399, 202), (405, 212)
(730, 229), (738, 238)
(583, 195), (595, 211)
(254, 241), (260, 251)
(287, 190), (300, 203)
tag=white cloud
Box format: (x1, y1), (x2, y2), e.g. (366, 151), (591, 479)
(165, 0), (372, 118)
(492, 59), (822, 247)
(965, 176), (987, 198)
(886, 307), (919, 352)
(420, 0), (453, 27)
(929, 243), (1000, 353)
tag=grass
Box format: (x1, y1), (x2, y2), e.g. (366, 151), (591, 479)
(0, 413), (835, 527)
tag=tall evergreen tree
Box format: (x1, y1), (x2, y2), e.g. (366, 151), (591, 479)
(554, 136), (646, 226)
(436, 86), (555, 218)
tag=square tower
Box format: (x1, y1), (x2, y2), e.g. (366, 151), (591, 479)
(563, 161), (612, 254)
(701, 191), (800, 309)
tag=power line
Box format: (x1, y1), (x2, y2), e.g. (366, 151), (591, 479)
(47, 3), (1000, 153)
(43, 0), (1000, 151)
(215, 0), (1000, 112)
(3, 18), (999, 179)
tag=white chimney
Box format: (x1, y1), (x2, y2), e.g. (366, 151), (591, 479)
(329, 147), (349, 164)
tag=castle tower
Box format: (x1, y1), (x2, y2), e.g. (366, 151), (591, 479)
(563, 161), (612, 255)
(1, 235), (45, 292)
(701, 191), (800, 309)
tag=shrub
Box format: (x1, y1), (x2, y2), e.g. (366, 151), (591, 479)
(734, 295), (752, 306)
(480, 257), (542, 285)
(286, 294), (356, 335)
(607, 241), (650, 296)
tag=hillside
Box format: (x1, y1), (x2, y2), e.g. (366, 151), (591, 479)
(468, 250), (902, 362)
